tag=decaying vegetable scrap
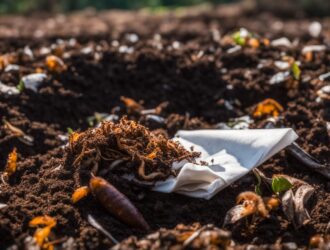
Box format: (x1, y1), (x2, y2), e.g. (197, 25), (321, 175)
(67, 117), (199, 182)
(253, 169), (316, 228)
(29, 215), (57, 250)
(120, 96), (169, 115)
(3, 119), (34, 145)
(1, 147), (18, 183)
(223, 191), (279, 225)
(45, 55), (67, 73)
(112, 223), (233, 250)
(253, 98), (284, 118)
(68, 118), (199, 230)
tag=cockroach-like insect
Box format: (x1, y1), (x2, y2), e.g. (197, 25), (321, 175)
(89, 175), (150, 231)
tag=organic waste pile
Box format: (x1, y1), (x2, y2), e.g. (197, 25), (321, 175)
(0, 3), (329, 250)
(67, 117), (199, 185)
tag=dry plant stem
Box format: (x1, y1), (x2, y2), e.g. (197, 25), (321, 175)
(265, 121), (329, 179)
(286, 142), (330, 180)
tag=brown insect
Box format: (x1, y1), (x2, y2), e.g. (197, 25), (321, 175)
(85, 175), (150, 231)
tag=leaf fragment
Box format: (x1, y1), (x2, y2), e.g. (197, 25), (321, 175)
(3, 119), (34, 145)
(72, 186), (90, 203)
(291, 61), (301, 80)
(271, 176), (293, 194)
(281, 183), (315, 228)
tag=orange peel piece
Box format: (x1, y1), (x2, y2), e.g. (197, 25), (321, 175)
(253, 98), (283, 118)
(120, 96), (144, 113)
(29, 215), (56, 228)
(72, 186), (90, 203)
(69, 132), (81, 146)
(4, 148), (17, 177)
(45, 55), (66, 73)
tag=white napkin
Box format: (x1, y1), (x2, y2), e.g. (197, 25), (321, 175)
(153, 128), (298, 199)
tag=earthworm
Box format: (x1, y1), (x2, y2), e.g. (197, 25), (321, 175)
(89, 175), (150, 231)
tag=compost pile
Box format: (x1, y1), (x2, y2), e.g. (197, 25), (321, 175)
(67, 117), (199, 185)
(0, 3), (329, 250)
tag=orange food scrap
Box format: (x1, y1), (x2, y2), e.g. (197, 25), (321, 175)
(264, 197), (281, 210)
(45, 55), (66, 73)
(72, 186), (90, 203)
(237, 191), (269, 218)
(29, 215), (56, 249)
(120, 96), (144, 113)
(304, 51), (313, 62)
(4, 148), (17, 177)
(248, 38), (260, 48)
(253, 98), (284, 118)
(29, 215), (56, 228)
(69, 132), (81, 145)
(35, 67), (44, 73)
(34, 226), (52, 247)
(262, 38), (270, 46)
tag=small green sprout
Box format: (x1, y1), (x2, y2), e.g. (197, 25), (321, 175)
(291, 61), (301, 80)
(271, 176), (293, 194)
(16, 80), (25, 93)
(254, 170), (262, 195)
(67, 127), (74, 135)
(232, 31), (246, 46)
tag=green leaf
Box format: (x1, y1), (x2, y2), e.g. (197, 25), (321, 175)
(271, 176), (293, 193)
(16, 80), (25, 93)
(67, 127), (74, 135)
(232, 31), (246, 46)
(291, 61), (301, 80)
(254, 170), (262, 195)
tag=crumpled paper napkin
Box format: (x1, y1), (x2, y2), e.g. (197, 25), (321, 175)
(153, 128), (298, 199)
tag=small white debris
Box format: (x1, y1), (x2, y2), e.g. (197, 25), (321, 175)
(317, 85), (330, 100)
(23, 46), (34, 59)
(126, 33), (139, 43)
(227, 45), (241, 54)
(0, 81), (19, 95)
(81, 46), (93, 54)
(4, 64), (20, 72)
(21, 73), (47, 92)
(118, 45), (134, 54)
(211, 29), (221, 42)
(111, 40), (119, 47)
(308, 21), (322, 38)
(302, 45), (326, 54)
(238, 28), (249, 38)
(51, 164), (62, 172)
(224, 100), (234, 110)
(269, 71), (290, 85)
(57, 134), (68, 142)
(39, 47), (51, 55)
(319, 72), (330, 81)
(172, 41), (180, 49)
(145, 115), (165, 124)
(271, 37), (292, 47)
(0, 203), (7, 209)
(274, 61), (290, 70)
(103, 114), (119, 122)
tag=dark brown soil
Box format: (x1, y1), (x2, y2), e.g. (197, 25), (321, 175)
(0, 3), (329, 249)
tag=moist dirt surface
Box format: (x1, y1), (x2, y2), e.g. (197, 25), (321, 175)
(0, 4), (329, 249)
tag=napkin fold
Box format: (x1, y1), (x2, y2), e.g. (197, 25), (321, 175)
(153, 128), (298, 199)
